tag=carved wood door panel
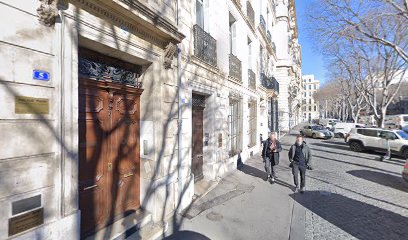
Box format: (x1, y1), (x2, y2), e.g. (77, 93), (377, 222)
(78, 79), (142, 238)
(110, 91), (140, 216)
(78, 80), (110, 237)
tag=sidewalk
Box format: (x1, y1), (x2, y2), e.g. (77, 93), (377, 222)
(162, 135), (304, 240)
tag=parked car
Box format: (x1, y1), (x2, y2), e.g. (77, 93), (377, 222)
(346, 128), (408, 159)
(384, 122), (398, 130)
(332, 122), (365, 138)
(385, 114), (408, 129)
(403, 160), (408, 182)
(318, 119), (341, 130)
(300, 125), (334, 139)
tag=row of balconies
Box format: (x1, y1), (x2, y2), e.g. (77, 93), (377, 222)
(193, 24), (279, 94)
(261, 73), (280, 94)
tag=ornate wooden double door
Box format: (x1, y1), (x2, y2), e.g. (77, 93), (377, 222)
(78, 79), (142, 238)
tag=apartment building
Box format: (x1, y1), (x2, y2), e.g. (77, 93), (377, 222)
(0, 0), (299, 239)
(302, 74), (320, 121)
(274, 0), (303, 131)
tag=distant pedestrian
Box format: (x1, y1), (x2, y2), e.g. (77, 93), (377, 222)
(288, 135), (313, 193)
(260, 133), (264, 149)
(381, 133), (393, 161)
(262, 132), (282, 183)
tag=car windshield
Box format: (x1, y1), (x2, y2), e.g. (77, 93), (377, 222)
(404, 116), (408, 121)
(397, 130), (408, 140)
(312, 126), (325, 131)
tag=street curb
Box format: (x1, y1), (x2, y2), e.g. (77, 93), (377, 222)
(289, 193), (306, 240)
(280, 132), (306, 240)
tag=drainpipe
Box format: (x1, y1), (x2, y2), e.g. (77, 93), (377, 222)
(176, 0), (184, 213)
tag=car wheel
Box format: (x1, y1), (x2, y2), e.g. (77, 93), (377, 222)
(337, 133), (344, 138)
(402, 148), (408, 159)
(312, 133), (317, 139)
(350, 141), (364, 152)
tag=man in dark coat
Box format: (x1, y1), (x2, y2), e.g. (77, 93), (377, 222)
(262, 132), (282, 183)
(288, 135), (313, 193)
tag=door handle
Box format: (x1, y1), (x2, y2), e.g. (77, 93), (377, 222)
(123, 172), (134, 178)
(108, 163), (112, 171)
(83, 184), (98, 191)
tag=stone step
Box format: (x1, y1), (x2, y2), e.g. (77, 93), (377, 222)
(86, 209), (152, 240)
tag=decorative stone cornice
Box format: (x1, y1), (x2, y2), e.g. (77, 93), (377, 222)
(117, 0), (185, 42)
(37, 0), (59, 27)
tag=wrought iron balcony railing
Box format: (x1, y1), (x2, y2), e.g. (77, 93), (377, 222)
(261, 74), (279, 94)
(260, 15), (266, 33)
(267, 30), (272, 43)
(247, 1), (255, 27)
(248, 69), (256, 90)
(193, 24), (217, 67)
(232, 0), (241, 7)
(229, 54), (242, 81)
(272, 42), (276, 53)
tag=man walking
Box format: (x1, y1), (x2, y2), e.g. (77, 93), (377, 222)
(262, 132), (282, 183)
(288, 135), (313, 193)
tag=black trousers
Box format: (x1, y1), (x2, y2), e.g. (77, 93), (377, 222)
(292, 163), (306, 188)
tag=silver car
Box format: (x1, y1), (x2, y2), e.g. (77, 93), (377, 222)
(300, 125), (334, 139)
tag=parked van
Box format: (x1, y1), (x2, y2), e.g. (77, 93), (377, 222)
(318, 119), (340, 129)
(384, 114), (408, 129)
(332, 123), (365, 138)
(358, 115), (376, 127)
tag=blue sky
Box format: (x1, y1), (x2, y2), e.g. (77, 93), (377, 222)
(295, 0), (327, 83)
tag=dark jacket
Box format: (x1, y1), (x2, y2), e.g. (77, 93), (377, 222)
(288, 141), (313, 168)
(262, 138), (282, 166)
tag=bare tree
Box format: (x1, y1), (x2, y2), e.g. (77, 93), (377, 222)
(309, 0), (408, 63)
(308, 0), (408, 127)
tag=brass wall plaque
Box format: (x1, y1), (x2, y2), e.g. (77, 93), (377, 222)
(9, 208), (44, 236)
(15, 96), (49, 114)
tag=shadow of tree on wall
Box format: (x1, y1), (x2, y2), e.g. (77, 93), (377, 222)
(0, 1), (234, 239)
(68, 1), (201, 239)
(292, 191), (408, 240)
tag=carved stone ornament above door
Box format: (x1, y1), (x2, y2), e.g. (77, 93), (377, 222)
(37, 0), (59, 27)
(163, 42), (177, 69)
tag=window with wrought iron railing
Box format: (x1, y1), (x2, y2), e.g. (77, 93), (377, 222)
(248, 102), (257, 147)
(260, 14), (266, 32)
(248, 69), (256, 90)
(193, 24), (217, 66)
(229, 100), (241, 156)
(229, 54), (242, 81)
(247, 1), (255, 27)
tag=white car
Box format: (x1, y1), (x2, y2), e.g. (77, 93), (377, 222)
(332, 123), (365, 138)
(346, 128), (408, 159)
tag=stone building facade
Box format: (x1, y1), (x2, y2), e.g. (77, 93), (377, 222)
(274, 0), (302, 131)
(0, 0), (299, 239)
(302, 74), (320, 121)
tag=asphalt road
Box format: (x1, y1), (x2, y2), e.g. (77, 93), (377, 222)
(292, 134), (408, 240)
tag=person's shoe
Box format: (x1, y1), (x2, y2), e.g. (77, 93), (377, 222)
(294, 186), (299, 193)
(300, 187), (305, 194)
(270, 177), (275, 184)
(274, 175), (279, 179)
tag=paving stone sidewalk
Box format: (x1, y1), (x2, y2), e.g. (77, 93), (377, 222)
(163, 141), (303, 240)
